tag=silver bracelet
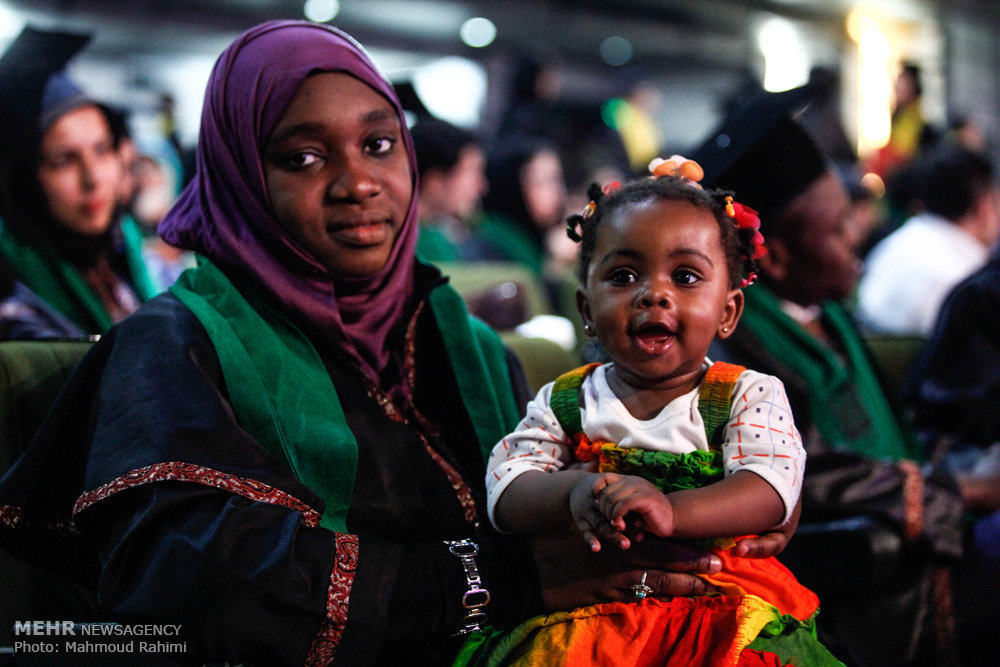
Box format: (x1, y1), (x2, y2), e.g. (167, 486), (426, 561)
(444, 538), (491, 635)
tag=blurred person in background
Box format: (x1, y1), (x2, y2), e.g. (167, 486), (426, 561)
(409, 116), (490, 263)
(904, 248), (1000, 665)
(0, 26), (156, 336)
(857, 144), (1000, 337)
(866, 63), (940, 180)
(480, 137), (567, 279)
(126, 133), (195, 291)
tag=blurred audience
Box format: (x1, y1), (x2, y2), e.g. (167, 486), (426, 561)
(866, 62), (940, 180)
(480, 136), (567, 278)
(613, 79), (664, 174)
(904, 249), (1000, 665)
(906, 249), (1000, 464)
(857, 144), (1000, 337)
(409, 116), (489, 263)
(0, 26), (157, 336)
(126, 133), (195, 290)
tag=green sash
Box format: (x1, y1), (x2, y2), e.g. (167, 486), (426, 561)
(739, 284), (921, 461)
(0, 217), (157, 333)
(169, 258), (522, 532)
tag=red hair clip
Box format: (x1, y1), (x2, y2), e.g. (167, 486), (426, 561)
(724, 196), (767, 287)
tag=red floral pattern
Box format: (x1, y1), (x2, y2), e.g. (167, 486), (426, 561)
(305, 532), (359, 666)
(72, 461), (322, 527)
(0, 504), (80, 535)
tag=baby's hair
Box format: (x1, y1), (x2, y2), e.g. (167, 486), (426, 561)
(567, 177), (760, 289)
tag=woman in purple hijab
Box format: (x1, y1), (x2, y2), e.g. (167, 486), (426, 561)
(0, 21), (739, 665)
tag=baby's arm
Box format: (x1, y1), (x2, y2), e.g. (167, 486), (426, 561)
(594, 470), (784, 541)
(495, 469), (617, 550)
(487, 383), (601, 538)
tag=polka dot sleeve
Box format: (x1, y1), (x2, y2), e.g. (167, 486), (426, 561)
(484, 382), (575, 530)
(721, 372), (805, 525)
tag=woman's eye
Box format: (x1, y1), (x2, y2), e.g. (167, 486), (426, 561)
(42, 155), (72, 170)
(366, 137), (396, 155)
(608, 268), (638, 284)
(673, 269), (700, 285)
(285, 151), (322, 169)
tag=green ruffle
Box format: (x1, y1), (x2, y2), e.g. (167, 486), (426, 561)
(599, 447), (725, 493)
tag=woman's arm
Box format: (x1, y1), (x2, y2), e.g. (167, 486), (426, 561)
(72, 297), (546, 664)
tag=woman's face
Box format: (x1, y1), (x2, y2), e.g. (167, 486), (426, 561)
(36, 105), (123, 236)
(520, 149), (566, 229)
(263, 72), (412, 278)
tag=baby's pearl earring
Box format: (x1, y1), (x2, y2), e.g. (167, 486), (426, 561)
(584, 324), (595, 336)
(721, 326), (729, 333)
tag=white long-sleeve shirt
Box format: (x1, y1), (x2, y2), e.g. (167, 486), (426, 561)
(858, 212), (989, 336)
(486, 361), (804, 529)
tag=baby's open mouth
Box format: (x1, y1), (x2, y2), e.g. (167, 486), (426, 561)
(631, 324), (676, 354)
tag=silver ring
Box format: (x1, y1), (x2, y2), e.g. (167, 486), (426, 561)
(630, 571), (653, 600)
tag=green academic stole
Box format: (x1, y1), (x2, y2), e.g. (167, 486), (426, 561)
(0, 217), (157, 333)
(739, 284), (921, 461)
(170, 258), (521, 531)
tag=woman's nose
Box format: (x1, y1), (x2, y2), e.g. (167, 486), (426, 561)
(327, 156), (381, 201)
(78, 159), (97, 191)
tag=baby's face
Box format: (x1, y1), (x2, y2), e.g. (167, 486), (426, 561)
(578, 199), (741, 394)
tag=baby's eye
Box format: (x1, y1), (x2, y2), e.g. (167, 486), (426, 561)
(607, 268), (638, 284)
(673, 269), (701, 285)
(365, 137), (396, 156)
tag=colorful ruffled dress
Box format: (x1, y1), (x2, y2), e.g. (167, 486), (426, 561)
(457, 362), (843, 667)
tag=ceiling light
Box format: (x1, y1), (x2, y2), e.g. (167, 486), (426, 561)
(600, 36), (633, 67)
(304, 0), (340, 23)
(460, 17), (496, 48)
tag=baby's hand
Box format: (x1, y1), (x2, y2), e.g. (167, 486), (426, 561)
(568, 474), (631, 552)
(593, 473), (675, 539)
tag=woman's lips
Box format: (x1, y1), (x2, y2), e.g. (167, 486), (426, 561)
(328, 214), (391, 246)
(82, 199), (111, 216)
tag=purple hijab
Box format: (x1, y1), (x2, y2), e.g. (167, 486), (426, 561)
(160, 21), (419, 395)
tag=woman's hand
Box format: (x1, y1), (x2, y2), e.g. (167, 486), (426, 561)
(729, 494), (801, 558)
(528, 527), (722, 612)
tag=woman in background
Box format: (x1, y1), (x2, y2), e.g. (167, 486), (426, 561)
(0, 27), (156, 335)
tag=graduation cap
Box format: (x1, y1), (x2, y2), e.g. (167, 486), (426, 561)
(692, 82), (829, 226)
(392, 80), (431, 119)
(0, 25), (92, 154)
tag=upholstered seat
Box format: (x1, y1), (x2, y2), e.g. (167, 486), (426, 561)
(0, 339), (95, 647)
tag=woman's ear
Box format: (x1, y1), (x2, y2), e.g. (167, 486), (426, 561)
(576, 286), (596, 337)
(757, 237), (791, 284)
(718, 288), (744, 339)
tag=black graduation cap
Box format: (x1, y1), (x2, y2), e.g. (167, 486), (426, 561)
(0, 25), (92, 154)
(692, 82), (829, 225)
